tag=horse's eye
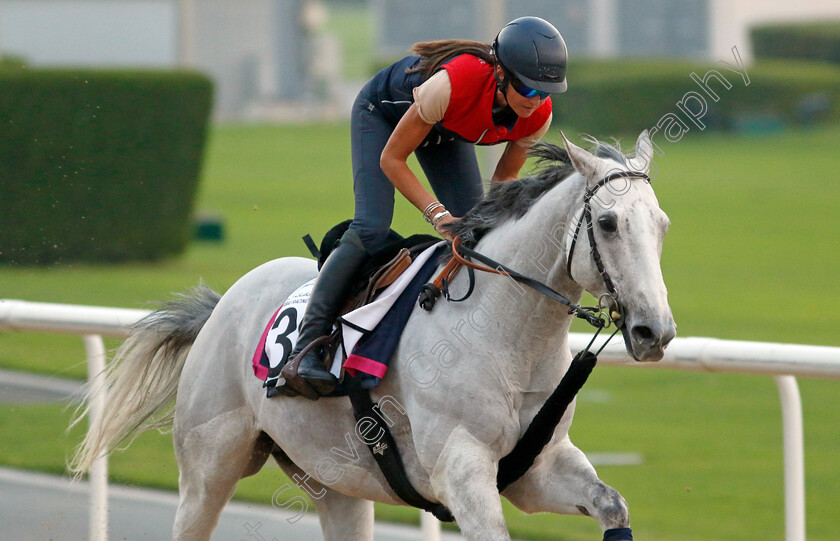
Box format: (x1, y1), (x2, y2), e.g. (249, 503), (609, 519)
(598, 214), (618, 233)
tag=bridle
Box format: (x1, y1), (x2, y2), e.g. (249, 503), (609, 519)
(565, 170), (653, 320)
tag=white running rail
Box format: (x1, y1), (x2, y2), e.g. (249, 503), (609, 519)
(0, 300), (147, 541)
(2, 298), (839, 541)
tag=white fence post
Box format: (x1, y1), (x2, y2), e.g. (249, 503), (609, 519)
(421, 512), (441, 541)
(774, 376), (806, 541)
(83, 334), (109, 541)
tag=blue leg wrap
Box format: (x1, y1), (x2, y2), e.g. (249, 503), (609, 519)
(603, 527), (633, 541)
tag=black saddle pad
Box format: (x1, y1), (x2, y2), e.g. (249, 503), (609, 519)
(316, 219), (440, 279)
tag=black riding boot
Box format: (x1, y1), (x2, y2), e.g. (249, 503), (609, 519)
(287, 229), (369, 396)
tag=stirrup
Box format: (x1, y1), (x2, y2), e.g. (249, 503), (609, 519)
(278, 336), (334, 400)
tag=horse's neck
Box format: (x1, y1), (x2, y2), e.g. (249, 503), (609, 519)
(476, 172), (585, 302)
(466, 174), (586, 388)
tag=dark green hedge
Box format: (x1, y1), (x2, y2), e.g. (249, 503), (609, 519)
(751, 21), (840, 65)
(554, 59), (840, 137)
(0, 69), (213, 264)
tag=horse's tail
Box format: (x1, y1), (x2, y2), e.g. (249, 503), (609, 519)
(68, 284), (221, 478)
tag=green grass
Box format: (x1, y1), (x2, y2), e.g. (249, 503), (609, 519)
(1, 123), (839, 540)
(649, 127), (840, 345)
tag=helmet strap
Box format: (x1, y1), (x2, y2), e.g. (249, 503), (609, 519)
(494, 64), (511, 107)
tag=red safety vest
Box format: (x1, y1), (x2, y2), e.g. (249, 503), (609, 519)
(440, 54), (551, 145)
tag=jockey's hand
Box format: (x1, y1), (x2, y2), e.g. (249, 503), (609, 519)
(433, 213), (458, 241)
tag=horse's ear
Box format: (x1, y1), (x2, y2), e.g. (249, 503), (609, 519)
(560, 132), (599, 180)
(629, 129), (654, 174)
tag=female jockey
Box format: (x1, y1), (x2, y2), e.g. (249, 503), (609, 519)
(286, 16), (568, 398)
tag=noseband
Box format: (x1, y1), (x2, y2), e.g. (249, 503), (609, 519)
(565, 170), (652, 312)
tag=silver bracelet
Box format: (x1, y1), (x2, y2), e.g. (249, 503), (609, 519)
(431, 210), (451, 226)
(422, 201), (441, 214)
(423, 201), (446, 223)
(423, 202), (444, 223)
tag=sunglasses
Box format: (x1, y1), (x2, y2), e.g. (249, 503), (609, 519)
(511, 78), (551, 100)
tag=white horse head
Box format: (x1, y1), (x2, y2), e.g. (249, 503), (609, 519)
(561, 131), (676, 361)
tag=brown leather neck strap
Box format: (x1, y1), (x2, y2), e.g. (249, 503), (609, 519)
(432, 251), (462, 289)
(450, 237), (505, 275)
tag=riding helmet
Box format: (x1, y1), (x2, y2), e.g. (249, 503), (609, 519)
(493, 16), (568, 94)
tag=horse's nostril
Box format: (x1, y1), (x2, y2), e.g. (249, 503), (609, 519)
(631, 325), (655, 343)
(630, 322), (676, 348)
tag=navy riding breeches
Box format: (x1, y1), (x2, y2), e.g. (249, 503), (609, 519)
(349, 82), (484, 253)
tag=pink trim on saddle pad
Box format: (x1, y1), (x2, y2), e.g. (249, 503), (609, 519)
(344, 354), (388, 379)
(252, 306), (283, 380)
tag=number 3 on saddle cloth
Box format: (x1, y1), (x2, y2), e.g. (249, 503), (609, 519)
(252, 241), (447, 397)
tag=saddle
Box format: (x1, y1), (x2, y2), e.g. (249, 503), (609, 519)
(273, 221), (439, 398)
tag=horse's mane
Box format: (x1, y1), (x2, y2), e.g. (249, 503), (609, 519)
(444, 138), (628, 247)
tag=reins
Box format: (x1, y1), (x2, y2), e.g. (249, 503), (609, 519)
(423, 169), (653, 354)
(449, 237), (607, 328)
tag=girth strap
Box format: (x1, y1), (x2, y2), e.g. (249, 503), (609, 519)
(345, 377), (455, 522)
(497, 349), (599, 491)
(343, 334), (602, 517)
(345, 350), (600, 515)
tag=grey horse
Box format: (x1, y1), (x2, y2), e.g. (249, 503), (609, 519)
(71, 131), (675, 540)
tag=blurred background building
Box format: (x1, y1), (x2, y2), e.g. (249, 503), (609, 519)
(1, 0), (839, 119)
(374, 0), (840, 63)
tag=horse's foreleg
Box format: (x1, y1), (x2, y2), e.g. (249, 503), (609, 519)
(502, 439), (632, 540)
(431, 427), (512, 541)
